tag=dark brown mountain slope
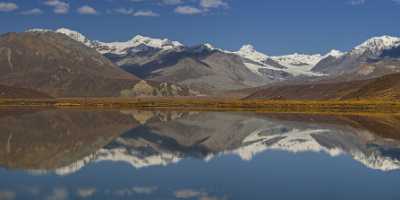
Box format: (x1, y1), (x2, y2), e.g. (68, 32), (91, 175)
(0, 31), (141, 97)
(247, 73), (400, 101)
(0, 84), (51, 98)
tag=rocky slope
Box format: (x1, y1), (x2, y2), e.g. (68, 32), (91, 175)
(0, 31), (141, 97)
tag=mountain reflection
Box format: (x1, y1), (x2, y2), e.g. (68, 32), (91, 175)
(1, 109), (400, 175)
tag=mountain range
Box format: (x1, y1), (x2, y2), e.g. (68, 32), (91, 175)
(0, 27), (399, 99)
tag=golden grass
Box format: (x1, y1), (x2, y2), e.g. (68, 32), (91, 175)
(0, 97), (400, 113)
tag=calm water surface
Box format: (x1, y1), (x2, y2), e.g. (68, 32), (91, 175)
(1, 109), (400, 200)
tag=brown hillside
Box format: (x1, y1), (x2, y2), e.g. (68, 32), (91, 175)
(247, 73), (400, 101)
(0, 84), (51, 98)
(0, 32), (140, 97)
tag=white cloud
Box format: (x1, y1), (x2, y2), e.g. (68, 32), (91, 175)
(77, 188), (96, 198)
(44, 0), (69, 14)
(77, 5), (98, 15)
(174, 189), (227, 200)
(200, 0), (228, 9)
(131, 186), (158, 194)
(46, 188), (68, 200)
(131, 0), (183, 4)
(134, 10), (159, 17)
(20, 8), (43, 15)
(0, 2), (18, 12)
(175, 189), (206, 199)
(348, 0), (366, 5)
(162, 0), (184, 5)
(110, 8), (159, 17)
(174, 6), (203, 15)
(113, 8), (135, 15)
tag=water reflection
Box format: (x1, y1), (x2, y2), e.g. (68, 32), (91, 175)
(1, 109), (400, 199)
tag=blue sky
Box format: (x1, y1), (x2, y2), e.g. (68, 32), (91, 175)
(0, 0), (399, 55)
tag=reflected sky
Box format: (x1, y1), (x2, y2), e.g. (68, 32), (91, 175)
(1, 109), (400, 200)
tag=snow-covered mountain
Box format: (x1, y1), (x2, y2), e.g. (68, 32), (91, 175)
(26, 28), (331, 77)
(235, 45), (269, 63)
(325, 49), (346, 58)
(312, 35), (400, 77)
(234, 44), (345, 77)
(27, 28), (184, 55)
(92, 35), (184, 55)
(351, 35), (400, 57)
(55, 28), (94, 47)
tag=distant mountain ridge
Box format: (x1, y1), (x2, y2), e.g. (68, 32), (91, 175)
(34, 28), (339, 77)
(27, 28), (346, 94)
(27, 28), (400, 79)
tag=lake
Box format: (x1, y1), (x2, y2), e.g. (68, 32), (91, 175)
(1, 109), (400, 200)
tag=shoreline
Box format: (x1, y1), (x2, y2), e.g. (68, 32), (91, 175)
(1, 98), (400, 114)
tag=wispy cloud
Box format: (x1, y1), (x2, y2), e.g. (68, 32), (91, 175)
(0, 2), (18, 12)
(348, 0), (366, 5)
(76, 188), (96, 198)
(109, 8), (159, 17)
(200, 0), (228, 9)
(44, 0), (69, 14)
(161, 0), (184, 5)
(77, 5), (98, 15)
(131, 186), (158, 194)
(112, 8), (135, 15)
(112, 186), (158, 197)
(46, 188), (68, 200)
(131, 0), (184, 5)
(20, 8), (43, 15)
(174, 6), (203, 15)
(174, 189), (227, 200)
(134, 10), (160, 17)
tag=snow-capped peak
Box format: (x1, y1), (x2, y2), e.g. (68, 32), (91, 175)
(235, 44), (269, 63)
(352, 35), (400, 56)
(324, 49), (345, 58)
(55, 28), (93, 46)
(272, 53), (323, 68)
(203, 43), (216, 50)
(26, 28), (184, 55)
(129, 34), (183, 49)
(92, 34), (183, 55)
(26, 27), (94, 47)
(234, 45), (324, 77)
